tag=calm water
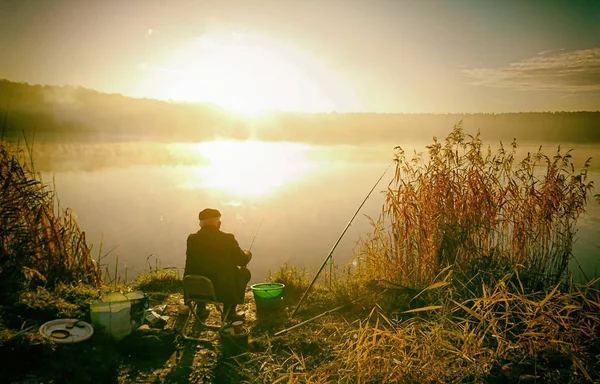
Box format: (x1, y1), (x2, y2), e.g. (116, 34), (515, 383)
(38, 141), (600, 284)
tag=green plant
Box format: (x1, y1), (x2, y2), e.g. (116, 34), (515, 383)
(132, 268), (183, 293)
(267, 262), (311, 305)
(15, 284), (98, 324)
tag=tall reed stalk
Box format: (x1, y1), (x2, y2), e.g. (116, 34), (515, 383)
(357, 123), (594, 290)
(0, 139), (100, 298)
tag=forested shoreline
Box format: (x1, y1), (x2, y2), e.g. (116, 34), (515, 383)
(2, 79), (599, 145)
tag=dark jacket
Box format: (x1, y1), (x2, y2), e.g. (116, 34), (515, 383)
(184, 226), (249, 305)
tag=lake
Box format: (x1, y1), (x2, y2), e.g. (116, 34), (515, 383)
(35, 140), (600, 284)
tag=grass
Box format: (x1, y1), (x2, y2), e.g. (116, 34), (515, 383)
(0, 138), (100, 303)
(241, 273), (599, 383)
(0, 281), (126, 383)
(15, 284), (99, 324)
(267, 262), (310, 305)
(131, 268), (183, 294)
(1, 124), (598, 383)
(0, 137), (142, 383)
(235, 124), (599, 383)
(357, 123), (593, 292)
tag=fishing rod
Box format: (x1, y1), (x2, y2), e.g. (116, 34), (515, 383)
(275, 290), (382, 336)
(291, 162), (393, 317)
(248, 214), (265, 252)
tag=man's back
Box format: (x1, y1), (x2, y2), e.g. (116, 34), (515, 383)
(185, 226), (248, 305)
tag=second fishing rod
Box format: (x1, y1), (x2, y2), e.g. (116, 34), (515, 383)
(290, 162), (392, 317)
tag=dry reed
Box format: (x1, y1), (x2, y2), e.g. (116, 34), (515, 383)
(0, 139), (100, 297)
(243, 273), (599, 383)
(357, 123), (594, 291)
(241, 124), (599, 383)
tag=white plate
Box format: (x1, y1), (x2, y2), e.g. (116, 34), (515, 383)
(39, 319), (94, 344)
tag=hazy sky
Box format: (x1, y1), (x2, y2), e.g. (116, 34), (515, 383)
(1, 0), (599, 113)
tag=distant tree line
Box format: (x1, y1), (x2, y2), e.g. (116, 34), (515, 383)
(1, 79), (599, 144)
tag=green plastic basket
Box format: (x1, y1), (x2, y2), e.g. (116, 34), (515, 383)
(251, 283), (285, 309)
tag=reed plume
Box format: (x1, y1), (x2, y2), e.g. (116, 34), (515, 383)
(357, 123), (594, 291)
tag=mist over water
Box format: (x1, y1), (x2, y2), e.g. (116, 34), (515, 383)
(37, 140), (600, 284)
(39, 141), (391, 283)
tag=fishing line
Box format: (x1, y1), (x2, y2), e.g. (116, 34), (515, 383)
(248, 213), (265, 252)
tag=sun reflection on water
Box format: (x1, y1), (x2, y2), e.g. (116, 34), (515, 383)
(176, 140), (317, 196)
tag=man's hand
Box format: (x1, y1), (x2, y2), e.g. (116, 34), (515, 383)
(244, 250), (253, 264)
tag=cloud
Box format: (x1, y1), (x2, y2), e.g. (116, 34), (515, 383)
(463, 48), (600, 92)
(537, 48), (564, 55)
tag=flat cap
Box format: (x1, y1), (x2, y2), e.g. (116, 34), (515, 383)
(199, 208), (221, 220)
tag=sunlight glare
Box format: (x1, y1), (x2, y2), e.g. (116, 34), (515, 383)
(180, 141), (317, 196)
(137, 32), (361, 114)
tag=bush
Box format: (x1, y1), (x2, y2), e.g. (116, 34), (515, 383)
(267, 262), (310, 305)
(13, 284), (99, 326)
(132, 269), (183, 293)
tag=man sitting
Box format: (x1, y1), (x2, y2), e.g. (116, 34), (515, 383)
(184, 208), (252, 322)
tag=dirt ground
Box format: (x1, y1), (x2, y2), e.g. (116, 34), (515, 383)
(1, 288), (294, 384)
(116, 289), (286, 384)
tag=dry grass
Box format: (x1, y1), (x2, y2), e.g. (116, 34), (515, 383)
(240, 125), (598, 383)
(1, 125), (597, 382)
(239, 272), (599, 383)
(357, 122), (593, 291)
(0, 139), (100, 300)
(132, 268), (183, 293)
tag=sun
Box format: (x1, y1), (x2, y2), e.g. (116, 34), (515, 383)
(137, 32), (359, 114)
